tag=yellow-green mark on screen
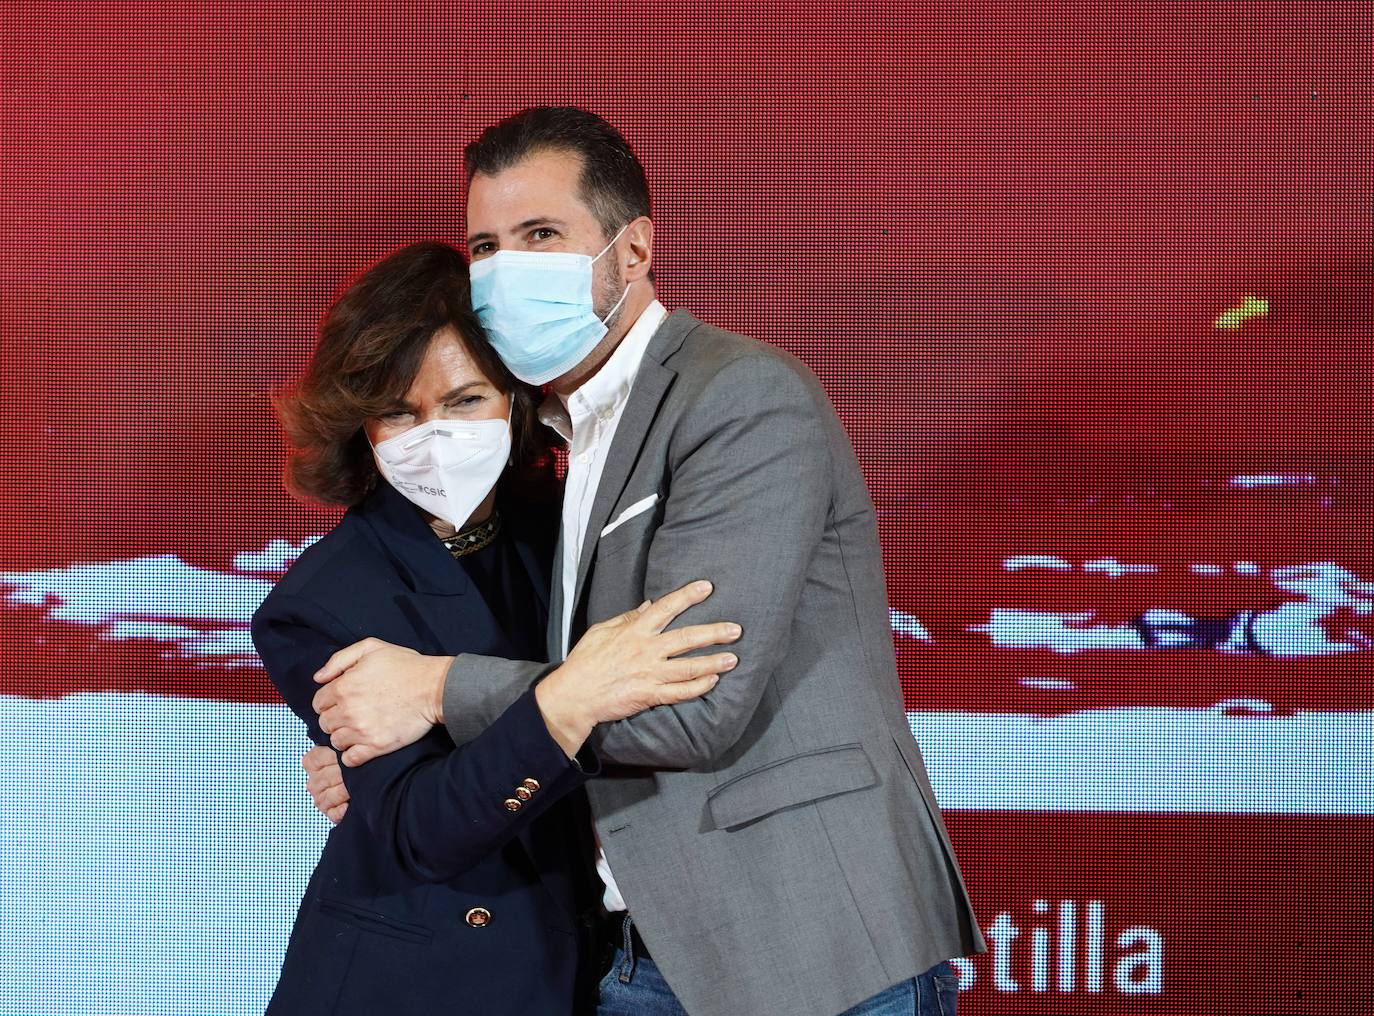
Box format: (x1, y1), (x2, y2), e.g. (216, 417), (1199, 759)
(1214, 295), (1269, 330)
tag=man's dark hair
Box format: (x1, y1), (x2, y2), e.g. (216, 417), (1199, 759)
(464, 106), (652, 239)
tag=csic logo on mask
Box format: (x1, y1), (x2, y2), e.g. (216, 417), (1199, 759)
(393, 481), (448, 499)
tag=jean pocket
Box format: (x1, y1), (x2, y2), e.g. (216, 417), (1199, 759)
(932, 975), (960, 1016)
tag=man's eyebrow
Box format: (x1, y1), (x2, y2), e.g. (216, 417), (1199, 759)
(513, 217), (567, 232)
(468, 218), (568, 247)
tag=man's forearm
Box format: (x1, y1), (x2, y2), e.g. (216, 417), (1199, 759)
(442, 653), (555, 746)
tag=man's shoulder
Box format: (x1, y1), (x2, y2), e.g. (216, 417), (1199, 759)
(666, 312), (823, 399)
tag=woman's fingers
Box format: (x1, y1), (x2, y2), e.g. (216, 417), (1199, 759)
(664, 621), (742, 657)
(641, 580), (713, 633)
(666, 652), (738, 681)
(657, 673), (720, 704)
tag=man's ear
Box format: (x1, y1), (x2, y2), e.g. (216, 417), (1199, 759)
(622, 216), (654, 283)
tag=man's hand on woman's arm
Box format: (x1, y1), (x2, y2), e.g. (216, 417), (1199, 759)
(311, 642), (451, 767)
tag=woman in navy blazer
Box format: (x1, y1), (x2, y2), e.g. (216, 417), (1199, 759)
(253, 243), (728, 1015)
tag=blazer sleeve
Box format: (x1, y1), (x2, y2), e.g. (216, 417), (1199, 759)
(252, 592), (597, 883)
(588, 353), (831, 768)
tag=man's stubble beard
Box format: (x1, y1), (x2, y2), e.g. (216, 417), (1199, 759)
(593, 255), (628, 334)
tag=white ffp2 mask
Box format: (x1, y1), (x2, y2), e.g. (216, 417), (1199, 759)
(370, 413), (511, 527)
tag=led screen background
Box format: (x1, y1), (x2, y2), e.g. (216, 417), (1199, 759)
(0, 3), (1369, 1013)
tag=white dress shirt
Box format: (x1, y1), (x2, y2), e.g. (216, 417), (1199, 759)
(538, 298), (667, 914)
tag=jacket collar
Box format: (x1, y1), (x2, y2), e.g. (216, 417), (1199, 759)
(355, 480), (471, 596)
(567, 310), (703, 616)
(642, 307), (696, 367)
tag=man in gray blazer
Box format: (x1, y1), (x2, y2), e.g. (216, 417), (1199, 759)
(312, 106), (983, 1016)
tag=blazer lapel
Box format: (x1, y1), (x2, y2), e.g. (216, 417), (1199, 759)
(509, 524), (551, 619)
(545, 526), (565, 661)
(356, 481), (510, 657)
(566, 310), (700, 633)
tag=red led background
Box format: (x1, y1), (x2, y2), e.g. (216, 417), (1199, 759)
(0, 3), (1369, 1013)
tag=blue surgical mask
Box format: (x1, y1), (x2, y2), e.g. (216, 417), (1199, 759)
(468, 225), (632, 385)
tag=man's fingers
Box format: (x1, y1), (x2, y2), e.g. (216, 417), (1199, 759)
(329, 726), (361, 752)
(311, 684), (338, 716)
(642, 580), (713, 633)
(658, 673), (720, 704)
(324, 803), (348, 824)
(306, 762), (343, 795)
(664, 621), (741, 657)
(316, 784), (350, 811)
(309, 781), (347, 811)
(604, 600), (652, 630)
(313, 637), (386, 684)
(341, 744), (378, 768)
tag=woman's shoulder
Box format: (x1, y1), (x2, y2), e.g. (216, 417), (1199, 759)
(258, 510), (383, 614)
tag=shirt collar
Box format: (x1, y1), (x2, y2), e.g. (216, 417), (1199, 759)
(539, 299), (668, 441)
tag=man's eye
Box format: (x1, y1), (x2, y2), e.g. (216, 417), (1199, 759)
(531, 227), (557, 242)
(470, 242), (495, 257)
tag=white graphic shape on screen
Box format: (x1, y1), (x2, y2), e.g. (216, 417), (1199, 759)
(889, 609), (932, 641)
(970, 559), (1373, 658)
(0, 536), (321, 665)
(1253, 563), (1374, 656)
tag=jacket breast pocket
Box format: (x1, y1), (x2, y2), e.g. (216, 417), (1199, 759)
(594, 506), (657, 561)
(706, 743), (878, 831)
(316, 897), (434, 944)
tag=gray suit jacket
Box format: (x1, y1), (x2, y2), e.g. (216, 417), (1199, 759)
(443, 310), (984, 1016)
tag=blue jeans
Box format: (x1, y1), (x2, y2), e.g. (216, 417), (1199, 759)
(597, 923), (959, 1016)
(836, 962), (960, 1016)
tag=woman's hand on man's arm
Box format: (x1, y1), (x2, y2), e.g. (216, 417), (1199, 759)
(535, 580), (740, 758)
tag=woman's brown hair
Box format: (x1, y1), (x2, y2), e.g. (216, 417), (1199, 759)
(275, 242), (556, 507)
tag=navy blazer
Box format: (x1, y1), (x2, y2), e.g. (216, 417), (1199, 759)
(252, 480), (597, 1016)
